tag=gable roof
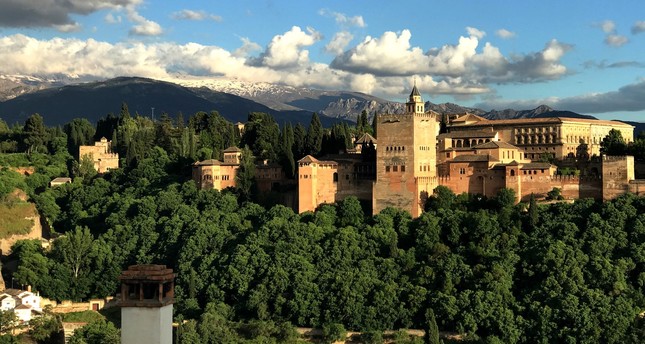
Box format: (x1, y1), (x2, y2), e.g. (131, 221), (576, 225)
(193, 159), (221, 166)
(355, 133), (377, 145)
(452, 113), (486, 123)
(222, 146), (242, 153)
(298, 155), (319, 163)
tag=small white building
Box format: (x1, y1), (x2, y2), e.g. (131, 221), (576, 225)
(0, 295), (16, 311)
(0, 288), (42, 322)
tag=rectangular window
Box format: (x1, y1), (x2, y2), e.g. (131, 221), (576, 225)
(401, 165), (406, 172)
(386, 166), (390, 172)
(393, 166), (398, 172)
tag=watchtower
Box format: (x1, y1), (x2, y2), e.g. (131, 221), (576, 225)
(119, 265), (175, 344)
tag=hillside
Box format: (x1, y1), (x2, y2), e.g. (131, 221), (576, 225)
(0, 77), (350, 127)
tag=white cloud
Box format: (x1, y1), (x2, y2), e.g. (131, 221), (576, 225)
(599, 20), (616, 34)
(631, 21), (645, 34)
(250, 26), (322, 69)
(54, 22), (82, 32)
(105, 13), (122, 24)
(319, 9), (366, 28)
(595, 20), (628, 47)
(331, 30), (430, 76)
(127, 7), (162, 36)
(495, 29), (516, 39)
(332, 30), (571, 83)
(171, 9), (222, 22)
(233, 37), (262, 57)
(466, 27), (485, 39)
(324, 31), (353, 55)
(605, 34), (628, 47)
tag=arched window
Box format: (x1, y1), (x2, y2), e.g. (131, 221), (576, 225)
(510, 170), (515, 176)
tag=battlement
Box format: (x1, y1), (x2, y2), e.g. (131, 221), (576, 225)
(603, 155), (634, 162)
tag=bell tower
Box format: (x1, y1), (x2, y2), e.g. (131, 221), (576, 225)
(406, 80), (424, 114)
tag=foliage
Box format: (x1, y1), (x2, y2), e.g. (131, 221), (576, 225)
(236, 146), (257, 201)
(424, 309), (440, 344)
(0, 311), (19, 333)
(600, 129), (627, 156)
(305, 113), (323, 156)
(321, 323), (346, 344)
(67, 319), (120, 344)
(545, 187), (564, 201)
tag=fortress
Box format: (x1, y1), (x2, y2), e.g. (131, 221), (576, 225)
(194, 85), (641, 217)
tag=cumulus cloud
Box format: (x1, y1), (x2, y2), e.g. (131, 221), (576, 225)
(331, 30), (430, 76)
(249, 26), (322, 69)
(127, 7), (162, 36)
(171, 9), (222, 22)
(605, 34), (629, 47)
(105, 13), (122, 24)
(319, 9), (366, 28)
(495, 29), (516, 39)
(595, 20), (628, 47)
(332, 29), (572, 83)
(0, 0), (139, 28)
(324, 31), (354, 55)
(476, 79), (645, 114)
(232, 37), (262, 57)
(466, 27), (485, 39)
(631, 21), (645, 34)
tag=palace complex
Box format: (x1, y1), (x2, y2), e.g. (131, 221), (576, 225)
(193, 86), (642, 217)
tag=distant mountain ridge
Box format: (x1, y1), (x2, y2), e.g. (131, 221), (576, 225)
(0, 75), (641, 131)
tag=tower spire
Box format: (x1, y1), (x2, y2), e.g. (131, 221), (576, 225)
(406, 78), (423, 114)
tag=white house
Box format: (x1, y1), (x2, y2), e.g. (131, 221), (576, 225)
(0, 288), (42, 322)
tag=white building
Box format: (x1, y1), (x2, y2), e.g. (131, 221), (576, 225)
(0, 288), (42, 322)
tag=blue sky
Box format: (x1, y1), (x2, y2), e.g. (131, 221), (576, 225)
(0, 0), (644, 121)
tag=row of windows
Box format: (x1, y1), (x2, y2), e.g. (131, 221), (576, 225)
(419, 146), (432, 151)
(202, 175), (230, 181)
(517, 127), (557, 134)
(385, 146), (406, 152)
(419, 165), (431, 172)
(385, 165), (406, 172)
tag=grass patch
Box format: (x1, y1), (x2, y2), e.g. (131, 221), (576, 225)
(0, 201), (35, 239)
(61, 310), (105, 323)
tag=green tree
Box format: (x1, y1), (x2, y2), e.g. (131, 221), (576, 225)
(236, 146), (257, 200)
(424, 309), (440, 344)
(68, 319), (119, 344)
(23, 113), (47, 154)
(64, 118), (96, 158)
(293, 123), (306, 159)
(0, 310), (19, 333)
(601, 129), (627, 155)
(305, 113), (323, 156)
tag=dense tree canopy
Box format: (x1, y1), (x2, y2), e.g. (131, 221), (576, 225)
(1, 110), (645, 343)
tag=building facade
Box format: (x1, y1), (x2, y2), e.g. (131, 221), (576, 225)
(78, 137), (119, 173)
(190, 86), (639, 217)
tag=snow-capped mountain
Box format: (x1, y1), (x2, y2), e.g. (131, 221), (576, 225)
(172, 78), (405, 121)
(0, 74), (92, 101)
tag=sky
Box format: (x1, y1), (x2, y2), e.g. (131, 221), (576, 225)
(0, 1), (644, 121)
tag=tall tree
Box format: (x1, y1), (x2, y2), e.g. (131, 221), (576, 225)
(293, 123), (306, 159)
(64, 118), (96, 158)
(600, 129), (627, 156)
(236, 145), (257, 200)
(305, 113), (323, 156)
(23, 113), (47, 154)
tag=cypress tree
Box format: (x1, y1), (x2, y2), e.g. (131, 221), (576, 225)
(305, 113), (323, 156)
(424, 308), (440, 344)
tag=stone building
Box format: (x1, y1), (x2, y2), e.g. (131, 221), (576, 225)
(190, 85), (639, 217)
(78, 137), (119, 173)
(191, 147), (242, 190)
(443, 115), (634, 161)
(294, 85), (639, 215)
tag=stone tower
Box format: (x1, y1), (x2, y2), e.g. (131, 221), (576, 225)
(373, 84), (438, 217)
(119, 265), (175, 344)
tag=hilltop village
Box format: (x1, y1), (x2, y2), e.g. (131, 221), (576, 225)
(192, 85), (641, 216)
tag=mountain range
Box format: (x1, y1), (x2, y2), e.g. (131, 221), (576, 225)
(0, 75), (642, 135)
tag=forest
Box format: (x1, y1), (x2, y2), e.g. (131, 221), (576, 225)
(0, 107), (645, 343)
